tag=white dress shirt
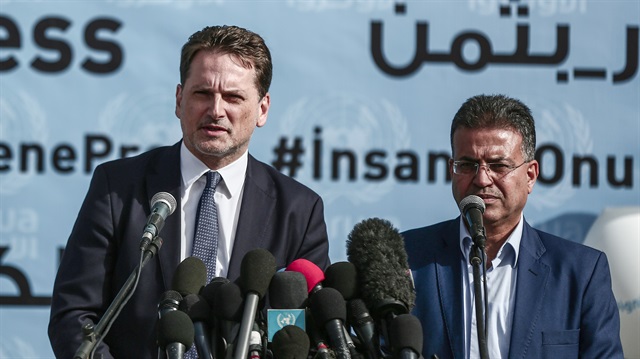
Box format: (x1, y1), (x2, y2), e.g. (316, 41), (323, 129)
(179, 142), (247, 278)
(460, 214), (523, 359)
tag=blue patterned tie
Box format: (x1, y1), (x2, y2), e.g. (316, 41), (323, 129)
(192, 171), (222, 283)
(185, 171), (221, 359)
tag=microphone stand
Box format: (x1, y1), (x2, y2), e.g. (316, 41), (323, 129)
(469, 232), (490, 359)
(73, 236), (164, 359)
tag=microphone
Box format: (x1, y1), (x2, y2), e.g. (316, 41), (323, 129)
(269, 271), (309, 309)
(180, 293), (214, 359)
(201, 277), (231, 304)
(388, 314), (423, 359)
(309, 287), (353, 359)
(234, 249), (276, 359)
(157, 309), (195, 359)
(322, 261), (362, 359)
(158, 290), (183, 319)
(172, 256), (208, 297)
(249, 322), (264, 359)
(460, 195), (490, 358)
(140, 192), (177, 251)
(285, 259), (332, 359)
(346, 218), (416, 353)
(286, 258), (325, 294)
(211, 281), (245, 355)
(324, 261), (358, 301)
(271, 325), (311, 359)
(267, 271), (308, 341)
(347, 298), (379, 359)
(459, 195), (486, 246)
(157, 290), (183, 359)
(201, 277), (231, 358)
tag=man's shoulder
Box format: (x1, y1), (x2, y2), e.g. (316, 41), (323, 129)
(527, 223), (605, 264)
(402, 218), (457, 238)
(249, 155), (321, 198)
(96, 143), (178, 172)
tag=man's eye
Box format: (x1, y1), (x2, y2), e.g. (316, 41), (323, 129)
(489, 163), (510, 172)
(460, 163), (476, 169)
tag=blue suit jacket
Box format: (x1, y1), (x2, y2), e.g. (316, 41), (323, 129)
(49, 142), (330, 358)
(402, 218), (623, 359)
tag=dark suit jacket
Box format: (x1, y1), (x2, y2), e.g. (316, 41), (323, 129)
(48, 142), (330, 358)
(402, 217), (623, 359)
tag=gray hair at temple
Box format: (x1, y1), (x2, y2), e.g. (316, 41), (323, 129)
(179, 25), (272, 99)
(450, 94), (536, 162)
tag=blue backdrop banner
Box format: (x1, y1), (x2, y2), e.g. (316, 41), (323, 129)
(1, 1), (638, 357)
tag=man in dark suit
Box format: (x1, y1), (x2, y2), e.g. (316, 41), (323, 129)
(48, 25), (330, 358)
(403, 94), (622, 359)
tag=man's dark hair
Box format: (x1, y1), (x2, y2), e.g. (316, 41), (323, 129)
(179, 25), (272, 99)
(450, 94), (536, 161)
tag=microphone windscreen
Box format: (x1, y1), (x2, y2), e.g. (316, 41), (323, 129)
(323, 261), (358, 300)
(179, 293), (211, 322)
(171, 256), (207, 296)
(309, 287), (347, 324)
(212, 281), (244, 322)
(157, 309), (195, 349)
(459, 194), (485, 214)
(286, 258), (325, 293)
(151, 191), (177, 215)
(240, 248), (276, 298)
(269, 271), (308, 309)
(272, 325), (311, 359)
(200, 276), (230, 305)
(346, 218), (416, 315)
(389, 314), (423, 355)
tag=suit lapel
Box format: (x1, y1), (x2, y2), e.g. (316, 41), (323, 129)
(227, 156), (276, 281)
(145, 142), (183, 290)
(437, 219), (466, 358)
(508, 222), (549, 359)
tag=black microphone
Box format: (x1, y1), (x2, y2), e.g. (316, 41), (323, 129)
(324, 261), (358, 301)
(323, 261), (362, 359)
(158, 290), (183, 319)
(309, 287), (353, 359)
(389, 314), (423, 359)
(347, 298), (379, 359)
(172, 256), (208, 297)
(201, 276), (231, 359)
(140, 192), (177, 251)
(180, 293), (214, 359)
(267, 271), (309, 344)
(346, 218), (416, 353)
(459, 195), (486, 246)
(211, 281), (245, 355)
(269, 271), (309, 310)
(272, 325), (311, 359)
(234, 249), (276, 359)
(156, 290), (183, 359)
(157, 309), (195, 359)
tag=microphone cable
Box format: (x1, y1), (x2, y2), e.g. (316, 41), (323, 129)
(88, 236), (163, 359)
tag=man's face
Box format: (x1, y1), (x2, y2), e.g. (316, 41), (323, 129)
(175, 50), (270, 169)
(449, 127), (539, 231)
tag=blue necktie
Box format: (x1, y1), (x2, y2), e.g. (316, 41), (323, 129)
(192, 171), (222, 283)
(185, 171), (221, 359)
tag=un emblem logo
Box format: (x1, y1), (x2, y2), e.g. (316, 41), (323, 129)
(276, 312), (297, 328)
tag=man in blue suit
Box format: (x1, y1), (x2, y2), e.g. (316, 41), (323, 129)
(403, 94), (622, 359)
(48, 25), (330, 358)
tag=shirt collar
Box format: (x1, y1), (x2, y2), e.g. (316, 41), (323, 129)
(459, 213), (524, 268)
(180, 141), (248, 199)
